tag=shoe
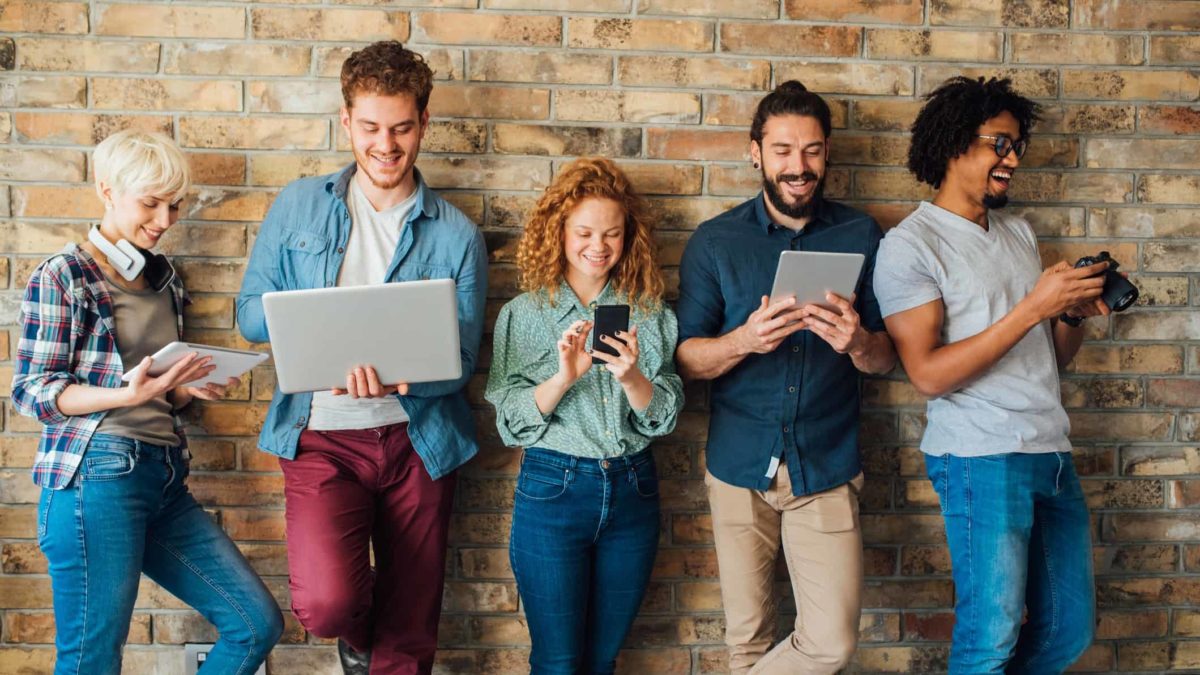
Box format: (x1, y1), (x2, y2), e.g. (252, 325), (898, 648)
(337, 638), (371, 675)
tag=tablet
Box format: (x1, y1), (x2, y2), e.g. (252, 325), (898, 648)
(121, 342), (269, 387)
(262, 279), (461, 394)
(769, 251), (865, 312)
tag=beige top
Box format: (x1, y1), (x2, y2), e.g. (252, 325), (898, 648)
(94, 271), (182, 447)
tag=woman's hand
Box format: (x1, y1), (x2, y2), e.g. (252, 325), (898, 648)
(123, 353), (215, 407)
(555, 319), (594, 386)
(592, 326), (646, 385)
(181, 376), (240, 401)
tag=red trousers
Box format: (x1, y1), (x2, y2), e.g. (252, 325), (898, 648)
(280, 423), (455, 675)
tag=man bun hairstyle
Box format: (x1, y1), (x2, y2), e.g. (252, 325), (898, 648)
(907, 76), (1041, 188)
(750, 80), (832, 144)
(341, 41), (434, 112)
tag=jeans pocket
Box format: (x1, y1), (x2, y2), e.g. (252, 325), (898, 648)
(631, 459), (659, 498)
(515, 460), (569, 502)
(81, 442), (137, 481)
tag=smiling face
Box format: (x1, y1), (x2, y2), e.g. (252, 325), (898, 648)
(341, 91), (428, 198)
(751, 113), (828, 224)
(944, 110), (1022, 211)
(99, 188), (182, 250)
(562, 197), (626, 292)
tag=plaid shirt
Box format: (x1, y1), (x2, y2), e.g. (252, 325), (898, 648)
(12, 244), (188, 489)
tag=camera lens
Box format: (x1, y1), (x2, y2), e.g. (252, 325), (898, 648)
(1102, 271), (1139, 312)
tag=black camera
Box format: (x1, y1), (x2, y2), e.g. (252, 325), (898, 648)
(1060, 251), (1139, 325)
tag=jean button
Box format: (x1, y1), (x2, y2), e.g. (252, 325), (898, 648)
(601, 460), (610, 469)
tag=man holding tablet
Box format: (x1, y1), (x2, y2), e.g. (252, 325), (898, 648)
(237, 42), (487, 675)
(675, 81), (895, 674)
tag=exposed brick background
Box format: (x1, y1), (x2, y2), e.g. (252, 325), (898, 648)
(1, 1), (1198, 673)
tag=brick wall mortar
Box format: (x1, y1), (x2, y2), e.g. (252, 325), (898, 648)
(1, 1), (1199, 673)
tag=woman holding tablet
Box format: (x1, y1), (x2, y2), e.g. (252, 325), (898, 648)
(486, 157), (684, 674)
(11, 130), (282, 674)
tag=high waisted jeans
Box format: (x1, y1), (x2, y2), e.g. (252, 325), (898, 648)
(509, 447), (661, 675)
(38, 433), (283, 675)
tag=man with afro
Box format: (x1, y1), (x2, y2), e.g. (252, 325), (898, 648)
(873, 77), (1109, 673)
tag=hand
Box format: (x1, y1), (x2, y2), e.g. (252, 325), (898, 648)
(179, 376), (241, 402)
(332, 366), (409, 398)
(592, 326), (648, 386)
(1023, 261), (1108, 322)
(801, 292), (871, 355)
(124, 353), (216, 407)
(554, 320), (594, 386)
(733, 296), (809, 355)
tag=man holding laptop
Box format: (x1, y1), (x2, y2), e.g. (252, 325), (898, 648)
(675, 81), (896, 674)
(236, 42), (487, 674)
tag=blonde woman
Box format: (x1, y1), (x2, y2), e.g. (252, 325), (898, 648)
(12, 130), (282, 675)
(486, 157), (684, 674)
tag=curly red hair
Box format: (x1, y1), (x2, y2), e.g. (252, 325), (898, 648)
(516, 157), (665, 312)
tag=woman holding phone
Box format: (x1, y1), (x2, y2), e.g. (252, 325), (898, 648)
(486, 157), (684, 674)
(12, 130), (282, 674)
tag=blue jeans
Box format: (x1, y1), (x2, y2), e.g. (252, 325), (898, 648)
(509, 447), (660, 675)
(38, 433), (283, 675)
(927, 452), (1095, 674)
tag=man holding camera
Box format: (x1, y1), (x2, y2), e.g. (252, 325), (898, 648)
(874, 77), (1112, 673)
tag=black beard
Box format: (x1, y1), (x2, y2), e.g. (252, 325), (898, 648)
(762, 169), (824, 220)
(982, 192), (1009, 209)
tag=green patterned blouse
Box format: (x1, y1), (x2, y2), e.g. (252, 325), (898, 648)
(485, 282), (685, 458)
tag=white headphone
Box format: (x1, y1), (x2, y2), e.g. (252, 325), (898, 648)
(88, 224), (146, 281)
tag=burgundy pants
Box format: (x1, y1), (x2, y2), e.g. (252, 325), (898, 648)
(280, 423), (455, 675)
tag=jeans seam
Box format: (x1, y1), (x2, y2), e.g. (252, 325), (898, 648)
(962, 457), (977, 668)
(74, 483), (89, 675)
(148, 532), (260, 675)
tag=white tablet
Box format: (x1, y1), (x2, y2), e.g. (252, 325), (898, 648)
(121, 342), (269, 387)
(769, 251), (865, 311)
(261, 279), (461, 394)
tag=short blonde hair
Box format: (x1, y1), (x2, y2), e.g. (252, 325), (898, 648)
(93, 130), (190, 202)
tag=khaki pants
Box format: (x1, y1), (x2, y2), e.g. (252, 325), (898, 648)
(706, 466), (864, 675)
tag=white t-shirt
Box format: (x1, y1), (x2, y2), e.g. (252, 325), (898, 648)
(308, 176), (418, 431)
(873, 201), (1071, 457)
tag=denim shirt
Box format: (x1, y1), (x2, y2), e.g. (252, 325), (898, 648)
(236, 165), (488, 480)
(676, 195), (884, 497)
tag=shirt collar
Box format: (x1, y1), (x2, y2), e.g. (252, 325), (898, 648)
(753, 191), (830, 234)
(549, 279), (619, 321)
(327, 163), (439, 221)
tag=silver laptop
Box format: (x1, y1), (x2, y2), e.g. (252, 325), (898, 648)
(262, 279), (461, 394)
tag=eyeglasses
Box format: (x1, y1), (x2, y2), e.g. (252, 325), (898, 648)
(977, 134), (1028, 159)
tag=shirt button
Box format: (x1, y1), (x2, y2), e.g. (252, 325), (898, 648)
(783, 426), (790, 433)
(792, 346), (800, 353)
(337, 247), (345, 254)
(788, 386), (796, 393)
(602, 397), (608, 403)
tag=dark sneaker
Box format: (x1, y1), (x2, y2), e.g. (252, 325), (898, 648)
(337, 638), (371, 675)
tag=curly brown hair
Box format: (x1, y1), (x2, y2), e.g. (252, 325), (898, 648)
(516, 157), (665, 312)
(341, 41), (433, 111)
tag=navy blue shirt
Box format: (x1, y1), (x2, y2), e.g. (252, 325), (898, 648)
(676, 194), (885, 497)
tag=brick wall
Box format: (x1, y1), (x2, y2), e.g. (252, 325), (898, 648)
(1, 1), (1198, 672)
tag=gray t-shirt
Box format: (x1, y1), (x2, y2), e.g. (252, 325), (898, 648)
(95, 273), (182, 447)
(873, 201), (1070, 457)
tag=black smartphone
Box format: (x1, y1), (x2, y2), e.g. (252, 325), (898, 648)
(591, 304), (630, 365)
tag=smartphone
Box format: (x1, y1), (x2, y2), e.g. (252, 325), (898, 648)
(591, 304), (630, 365)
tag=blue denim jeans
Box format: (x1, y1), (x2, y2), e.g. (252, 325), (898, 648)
(38, 433), (283, 675)
(509, 447), (661, 675)
(927, 451), (1095, 674)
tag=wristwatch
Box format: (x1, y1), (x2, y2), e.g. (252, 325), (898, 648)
(1059, 312), (1085, 327)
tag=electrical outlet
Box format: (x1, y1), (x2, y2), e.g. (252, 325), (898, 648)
(184, 644), (267, 675)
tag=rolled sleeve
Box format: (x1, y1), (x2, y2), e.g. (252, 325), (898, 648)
(484, 303), (552, 448)
(12, 265), (78, 426)
(629, 307), (684, 437)
(675, 230), (724, 344)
